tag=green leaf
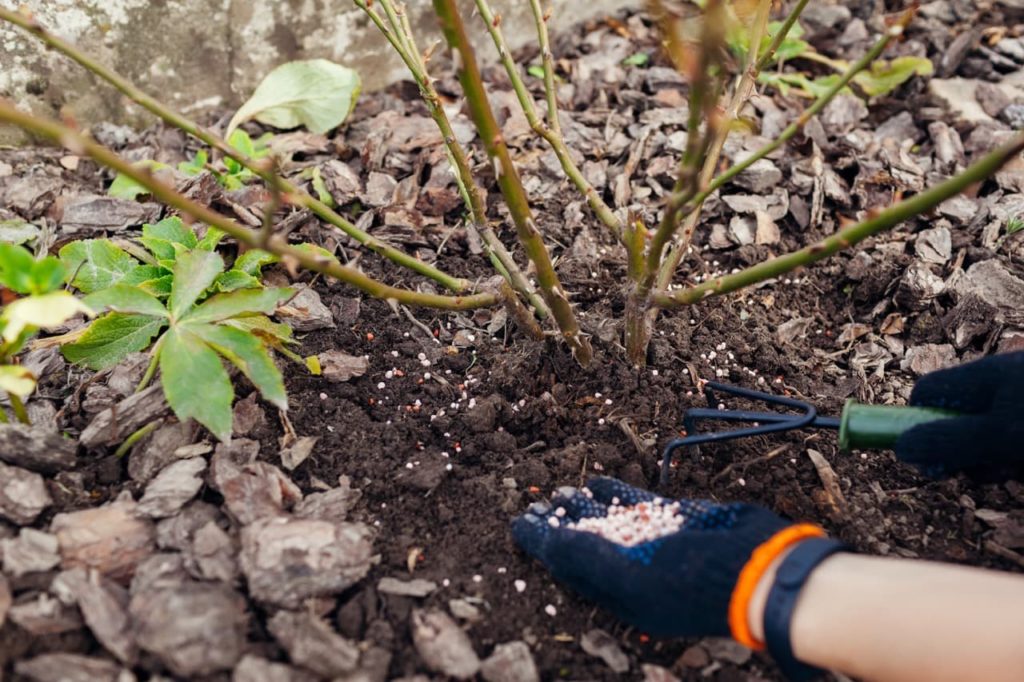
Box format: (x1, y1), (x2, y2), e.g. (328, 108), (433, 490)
(108, 161), (171, 199)
(0, 365), (36, 398)
(189, 322), (287, 410)
(59, 240), (140, 294)
(143, 217), (198, 248)
(0, 243), (39, 294)
(159, 327), (234, 441)
(1, 291), (93, 343)
(120, 265), (171, 286)
(0, 219), (41, 246)
(224, 314), (295, 345)
(197, 228), (226, 251)
(761, 19), (809, 63)
(232, 249), (278, 277)
(177, 149), (208, 176)
(854, 56), (934, 98)
(214, 270), (262, 292)
(182, 287), (290, 324)
(169, 250), (224, 319)
(227, 59), (362, 136)
(527, 65), (545, 79)
(622, 52), (650, 67)
(82, 285), (169, 318)
(62, 313), (164, 370)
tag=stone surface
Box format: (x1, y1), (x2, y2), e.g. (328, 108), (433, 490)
(0, 461), (51, 524)
(411, 608), (481, 679)
(1, 0), (637, 144)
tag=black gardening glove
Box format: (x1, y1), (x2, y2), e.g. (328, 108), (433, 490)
(511, 477), (830, 640)
(895, 351), (1024, 477)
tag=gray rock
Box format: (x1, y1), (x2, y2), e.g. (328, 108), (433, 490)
(929, 78), (993, 124)
(894, 263), (946, 311)
(318, 350), (369, 382)
(728, 215), (755, 246)
(233, 655), (317, 682)
(580, 628), (629, 673)
(704, 637), (752, 665)
(239, 516), (374, 608)
(15, 653), (123, 682)
(209, 450), (302, 525)
(128, 421), (201, 483)
(268, 610), (360, 677)
(951, 259), (1024, 323)
(378, 577), (437, 597)
(364, 172), (398, 207)
(411, 609), (481, 679)
(801, 3), (851, 29)
(80, 385), (172, 449)
(52, 494), (156, 582)
(137, 458), (207, 518)
(7, 592), (83, 635)
(641, 664), (681, 682)
(729, 158), (782, 193)
(131, 578), (247, 676)
(938, 195), (979, 224)
(52, 568), (136, 664)
(61, 195), (162, 232)
(915, 226), (952, 265)
(448, 598), (483, 622)
(0, 461), (51, 524)
(1002, 103), (1024, 129)
(480, 641), (539, 682)
(294, 476), (361, 522)
(928, 121), (965, 168)
(901, 344), (958, 376)
(0, 423), (76, 473)
(2, 528), (60, 576)
(820, 94), (869, 136)
(276, 287), (335, 332)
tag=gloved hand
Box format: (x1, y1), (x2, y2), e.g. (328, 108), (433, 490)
(511, 477), (828, 641)
(895, 351), (1024, 476)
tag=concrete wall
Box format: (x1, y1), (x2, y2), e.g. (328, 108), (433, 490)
(0, 0), (632, 145)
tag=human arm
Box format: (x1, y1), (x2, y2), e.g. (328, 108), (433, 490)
(748, 551), (1024, 682)
(514, 478), (1024, 681)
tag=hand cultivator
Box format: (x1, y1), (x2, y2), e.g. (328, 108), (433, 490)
(660, 380), (956, 483)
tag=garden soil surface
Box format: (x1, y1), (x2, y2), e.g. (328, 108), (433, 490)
(2, 1), (1024, 680)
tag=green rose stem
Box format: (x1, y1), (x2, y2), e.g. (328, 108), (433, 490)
(432, 0), (593, 365)
(654, 129), (1024, 306)
(0, 7), (470, 293)
(0, 100), (500, 311)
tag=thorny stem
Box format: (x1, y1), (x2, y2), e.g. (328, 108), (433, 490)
(528, 0), (560, 135)
(355, 0), (551, 320)
(113, 420), (162, 458)
(0, 6), (469, 293)
(433, 0), (592, 365)
(754, 0), (811, 73)
(8, 394), (29, 425)
(473, 0), (623, 242)
(0, 100), (500, 311)
(655, 130), (1024, 306)
(656, 8), (915, 286)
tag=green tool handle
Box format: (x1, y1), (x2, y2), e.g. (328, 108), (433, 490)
(837, 400), (959, 452)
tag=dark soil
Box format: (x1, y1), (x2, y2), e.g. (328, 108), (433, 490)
(1, 0), (1024, 680)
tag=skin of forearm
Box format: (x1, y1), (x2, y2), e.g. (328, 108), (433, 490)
(751, 553), (1024, 682)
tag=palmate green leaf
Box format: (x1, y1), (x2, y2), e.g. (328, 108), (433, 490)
(0, 242), (40, 294)
(62, 313), (165, 370)
(159, 327), (234, 442)
(169, 250), (224, 319)
(0, 219), (41, 245)
(233, 249), (278, 277)
(0, 365), (36, 398)
(82, 285), (169, 318)
(182, 287), (290, 325)
(213, 270), (261, 292)
(141, 217), (198, 261)
(108, 160), (171, 200)
(853, 56), (934, 97)
(225, 314), (295, 345)
(59, 240), (140, 294)
(178, 149), (208, 177)
(197, 228), (226, 251)
(187, 322), (287, 410)
(1, 291), (93, 343)
(227, 59), (361, 136)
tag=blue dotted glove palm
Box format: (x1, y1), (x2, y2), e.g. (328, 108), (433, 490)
(896, 351), (1024, 476)
(512, 477), (796, 638)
